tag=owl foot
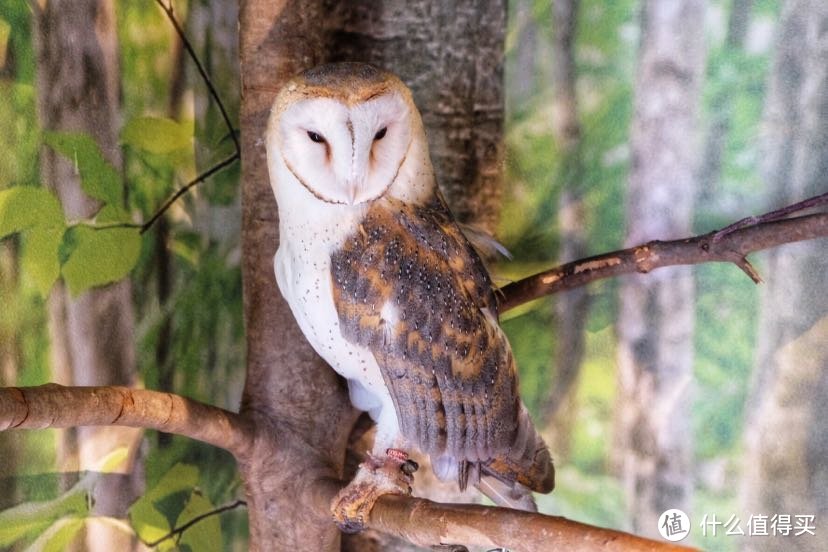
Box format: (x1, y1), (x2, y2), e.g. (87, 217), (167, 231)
(331, 448), (419, 534)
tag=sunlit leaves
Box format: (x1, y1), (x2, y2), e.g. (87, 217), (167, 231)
(20, 226), (64, 296)
(42, 131), (123, 210)
(0, 186), (63, 235)
(0, 478), (89, 548)
(128, 464), (222, 552)
(0, 186), (65, 294)
(121, 116), (192, 154)
(0, 17), (10, 69)
(60, 225), (141, 296)
(177, 491), (222, 552)
(23, 517), (85, 552)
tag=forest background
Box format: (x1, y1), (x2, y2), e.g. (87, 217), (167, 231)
(0, 0), (826, 551)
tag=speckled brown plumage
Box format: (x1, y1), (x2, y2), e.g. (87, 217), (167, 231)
(331, 192), (553, 493)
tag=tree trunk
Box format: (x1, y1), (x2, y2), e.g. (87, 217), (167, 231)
(507, 0), (539, 111)
(326, 0), (506, 232)
(238, 2), (356, 550)
(613, 0), (706, 536)
(697, 0), (754, 209)
(541, 0), (589, 460)
(238, 1), (505, 549)
(740, 3), (828, 550)
(33, 2), (142, 549)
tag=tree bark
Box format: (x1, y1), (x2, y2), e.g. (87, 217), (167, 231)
(238, 2), (356, 550)
(325, 0), (506, 232)
(740, 3), (828, 550)
(542, 0), (589, 460)
(33, 1), (142, 549)
(613, 0), (706, 536)
(238, 1), (505, 549)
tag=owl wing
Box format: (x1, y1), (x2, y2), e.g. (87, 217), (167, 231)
(331, 194), (553, 494)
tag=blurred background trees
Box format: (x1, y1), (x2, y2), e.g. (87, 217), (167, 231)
(0, 0), (826, 550)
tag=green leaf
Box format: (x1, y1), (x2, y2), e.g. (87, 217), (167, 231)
(24, 517), (84, 552)
(128, 464), (199, 549)
(20, 226), (64, 296)
(121, 116), (192, 154)
(178, 491), (221, 552)
(0, 517), (52, 548)
(0, 481), (89, 547)
(0, 18), (10, 69)
(0, 186), (63, 238)
(42, 131), (121, 207)
(61, 225), (141, 296)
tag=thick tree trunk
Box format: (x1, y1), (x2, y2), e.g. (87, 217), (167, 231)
(238, 1), (505, 549)
(238, 3), (356, 550)
(542, 0), (589, 460)
(33, 2), (142, 549)
(740, 3), (828, 550)
(613, 0), (706, 536)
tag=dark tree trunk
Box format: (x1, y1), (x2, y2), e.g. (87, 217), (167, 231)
(33, 1), (141, 549)
(613, 0), (706, 536)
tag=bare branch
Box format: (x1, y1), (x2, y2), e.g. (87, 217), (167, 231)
(139, 151), (240, 234)
(0, 384), (253, 458)
(144, 499), (247, 547)
(499, 211), (828, 312)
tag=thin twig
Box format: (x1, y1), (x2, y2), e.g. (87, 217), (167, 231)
(139, 151), (239, 234)
(144, 499), (247, 547)
(154, 0), (240, 156)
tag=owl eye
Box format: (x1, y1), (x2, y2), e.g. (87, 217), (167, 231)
(307, 131), (325, 143)
(374, 127), (387, 141)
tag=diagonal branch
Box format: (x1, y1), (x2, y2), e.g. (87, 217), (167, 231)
(499, 211), (828, 312)
(139, 151), (239, 234)
(0, 384), (254, 458)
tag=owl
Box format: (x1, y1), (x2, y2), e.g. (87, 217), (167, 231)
(265, 62), (554, 531)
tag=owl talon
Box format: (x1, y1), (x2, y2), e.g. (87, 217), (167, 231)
(401, 458), (419, 476)
(331, 449), (415, 533)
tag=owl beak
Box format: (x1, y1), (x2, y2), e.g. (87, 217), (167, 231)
(345, 179), (360, 205)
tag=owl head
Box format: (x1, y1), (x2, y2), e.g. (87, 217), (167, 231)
(266, 63), (433, 209)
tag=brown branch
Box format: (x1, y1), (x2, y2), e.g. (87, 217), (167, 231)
(144, 499), (247, 547)
(499, 211), (828, 312)
(304, 479), (692, 551)
(0, 384), (253, 458)
(370, 496), (696, 551)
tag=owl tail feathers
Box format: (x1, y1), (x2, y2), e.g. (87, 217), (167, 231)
(475, 403), (555, 511)
(475, 475), (539, 512)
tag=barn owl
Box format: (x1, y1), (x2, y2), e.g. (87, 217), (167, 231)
(265, 62), (554, 531)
